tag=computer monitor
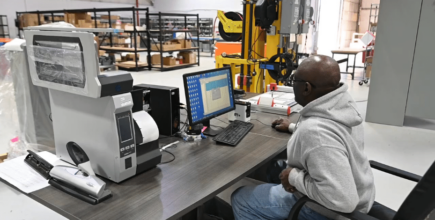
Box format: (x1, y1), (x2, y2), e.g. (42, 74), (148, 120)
(183, 67), (235, 136)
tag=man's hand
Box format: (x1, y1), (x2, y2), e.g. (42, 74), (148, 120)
(279, 167), (297, 193)
(272, 118), (291, 133)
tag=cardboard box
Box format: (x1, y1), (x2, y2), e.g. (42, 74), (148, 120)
(122, 23), (133, 30)
(124, 25), (146, 31)
(163, 57), (176, 66)
(65, 12), (92, 27)
(126, 53), (140, 61)
(99, 50), (106, 57)
(19, 14), (44, 28)
(179, 52), (196, 64)
(183, 39), (192, 48)
(48, 16), (64, 22)
(171, 39), (192, 48)
(101, 15), (120, 21)
(151, 42), (176, 51)
(0, 153), (7, 163)
(152, 54), (161, 64)
(366, 65), (372, 78)
(169, 40), (182, 50)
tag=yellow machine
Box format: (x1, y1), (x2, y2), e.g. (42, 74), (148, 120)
(215, 0), (314, 93)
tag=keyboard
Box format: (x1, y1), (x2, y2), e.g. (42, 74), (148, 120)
(213, 120), (254, 146)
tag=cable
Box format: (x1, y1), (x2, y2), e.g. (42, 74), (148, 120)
(248, 29), (265, 60)
(159, 149), (175, 164)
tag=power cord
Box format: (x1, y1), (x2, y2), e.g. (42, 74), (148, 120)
(159, 149), (175, 164)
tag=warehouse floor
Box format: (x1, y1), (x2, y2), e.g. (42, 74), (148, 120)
(1, 57), (434, 219)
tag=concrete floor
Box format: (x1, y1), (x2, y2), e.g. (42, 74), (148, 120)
(1, 57), (435, 219)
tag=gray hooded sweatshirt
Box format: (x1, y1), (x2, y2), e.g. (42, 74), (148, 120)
(287, 83), (375, 217)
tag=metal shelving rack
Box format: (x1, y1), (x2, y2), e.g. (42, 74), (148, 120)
(198, 18), (213, 37)
(16, 7), (151, 71)
(149, 12), (200, 71)
(0, 15), (10, 39)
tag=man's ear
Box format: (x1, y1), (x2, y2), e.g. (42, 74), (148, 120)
(303, 82), (312, 95)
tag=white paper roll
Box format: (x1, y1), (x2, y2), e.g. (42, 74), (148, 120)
(132, 111), (159, 144)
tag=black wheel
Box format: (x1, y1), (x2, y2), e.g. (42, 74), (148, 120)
(364, 80), (369, 84)
(359, 81), (363, 86)
(219, 12), (243, 42)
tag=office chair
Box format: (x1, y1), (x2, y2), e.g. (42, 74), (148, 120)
(287, 160), (435, 220)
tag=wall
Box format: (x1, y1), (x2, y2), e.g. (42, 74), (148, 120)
(0, 0), (153, 38)
(358, 0), (380, 33)
(153, 0), (243, 19)
(338, 0), (360, 48)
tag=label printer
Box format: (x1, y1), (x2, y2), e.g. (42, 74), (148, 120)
(23, 28), (161, 183)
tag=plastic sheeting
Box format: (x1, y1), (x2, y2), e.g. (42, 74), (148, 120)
(27, 44), (86, 89)
(0, 46), (54, 158)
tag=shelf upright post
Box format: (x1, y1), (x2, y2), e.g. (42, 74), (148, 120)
(93, 8), (97, 28)
(132, 7), (139, 71)
(108, 10), (113, 47)
(37, 11), (41, 25)
(159, 12), (163, 70)
(197, 14), (200, 66)
(146, 8), (151, 70)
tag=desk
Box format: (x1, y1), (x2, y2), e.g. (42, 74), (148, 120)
(331, 48), (366, 80)
(7, 93), (298, 220)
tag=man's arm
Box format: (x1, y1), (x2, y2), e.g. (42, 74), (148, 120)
(288, 146), (359, 213)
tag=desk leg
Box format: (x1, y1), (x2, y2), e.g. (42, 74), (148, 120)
(352, 54), (356, 80)
(346, 54), (349, 73)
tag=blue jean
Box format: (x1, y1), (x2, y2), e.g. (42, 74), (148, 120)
(231, 184), (331, 220)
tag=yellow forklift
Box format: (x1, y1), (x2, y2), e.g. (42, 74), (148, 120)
(215, 0), (314, 93)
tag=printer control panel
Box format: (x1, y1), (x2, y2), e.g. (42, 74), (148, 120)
(115, 112), (136, 158)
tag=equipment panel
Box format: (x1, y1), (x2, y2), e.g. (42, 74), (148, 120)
(115, 112), (136, 158)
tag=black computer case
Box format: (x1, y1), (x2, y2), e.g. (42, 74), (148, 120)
(132, 84), (180, 136)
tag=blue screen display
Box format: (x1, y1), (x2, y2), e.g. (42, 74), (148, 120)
(186, 69), (234, 124)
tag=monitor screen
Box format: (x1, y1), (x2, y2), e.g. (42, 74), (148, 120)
(184, 68), (235, 125)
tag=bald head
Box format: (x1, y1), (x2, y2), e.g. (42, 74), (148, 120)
(292, 55), (341, 106)
(295, 55), (341, 89)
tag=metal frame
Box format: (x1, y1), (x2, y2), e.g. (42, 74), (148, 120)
(16, 7), (151, 72)
(148, 12), (200, 71)
(0, 15), (10, 38)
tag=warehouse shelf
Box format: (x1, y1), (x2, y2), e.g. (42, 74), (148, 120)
(16, 7), (152, 71)
(149, 12), (200, 71)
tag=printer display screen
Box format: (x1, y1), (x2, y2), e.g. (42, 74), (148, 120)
(118, 116), (133, 143)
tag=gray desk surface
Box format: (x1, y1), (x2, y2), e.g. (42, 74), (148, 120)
(24, 93), (299, 220)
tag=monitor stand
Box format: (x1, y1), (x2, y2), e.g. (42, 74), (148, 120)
(202, 120), (223, 137)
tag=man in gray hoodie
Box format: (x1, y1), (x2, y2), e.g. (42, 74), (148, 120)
(231, 55), (375, 220)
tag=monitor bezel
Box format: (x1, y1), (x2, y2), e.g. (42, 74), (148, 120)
(183, 67), (236, 126)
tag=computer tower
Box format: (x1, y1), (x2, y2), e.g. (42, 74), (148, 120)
(133, 84), (180, 136)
